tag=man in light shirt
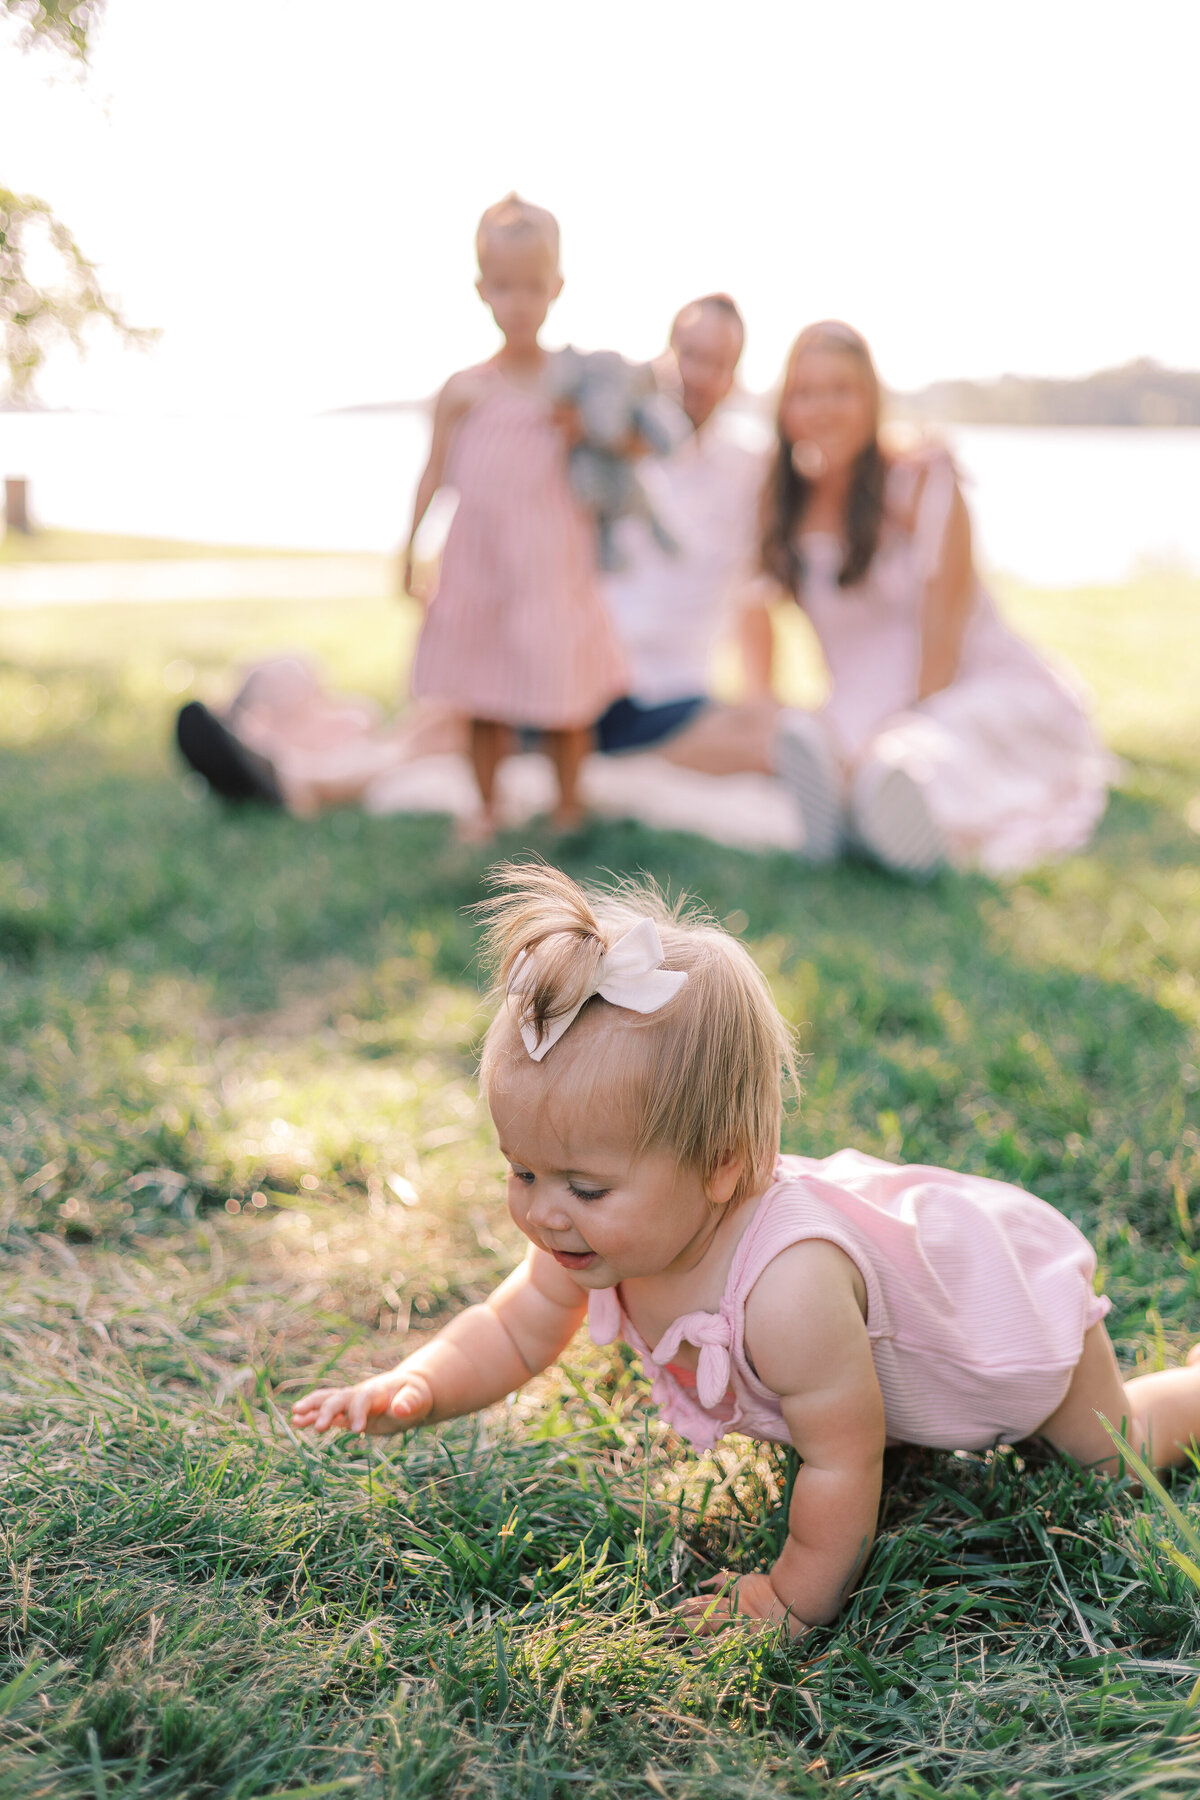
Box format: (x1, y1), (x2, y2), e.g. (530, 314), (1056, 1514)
(589, 293), (778, 774)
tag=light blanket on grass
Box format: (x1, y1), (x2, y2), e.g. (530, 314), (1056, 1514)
(362, 752), (803, 853)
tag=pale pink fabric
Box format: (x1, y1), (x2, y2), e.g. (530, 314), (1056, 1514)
(588, 1149), (1109, 1454)
(411, 367), (627, 730)
(798, 453), (1110, 873)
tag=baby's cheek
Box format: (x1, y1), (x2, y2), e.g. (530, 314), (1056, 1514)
(506, 1191), (533, 1237)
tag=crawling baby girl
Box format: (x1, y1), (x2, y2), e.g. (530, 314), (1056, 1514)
(293, 864), (1200, 1636)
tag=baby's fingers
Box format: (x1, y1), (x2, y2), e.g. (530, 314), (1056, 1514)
(674, 1591), (731, 1625)
(296, 1388), (353, 1433)
(669, 1596), (736, 1641)
(345, 1385), (390, 1434)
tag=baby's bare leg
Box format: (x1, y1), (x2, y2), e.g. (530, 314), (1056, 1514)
(1038, 1322), (1200, 1474)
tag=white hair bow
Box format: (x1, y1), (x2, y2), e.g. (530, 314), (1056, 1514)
(508, 917), (688, 1062)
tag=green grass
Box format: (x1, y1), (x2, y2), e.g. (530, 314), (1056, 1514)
(2, 574), (1200, 1797)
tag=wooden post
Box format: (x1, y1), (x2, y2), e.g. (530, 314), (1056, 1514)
(4, 478), (31, 534)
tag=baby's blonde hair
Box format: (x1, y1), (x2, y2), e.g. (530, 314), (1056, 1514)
(475, 192), (561, 272)
(479, 864), (797, 1206)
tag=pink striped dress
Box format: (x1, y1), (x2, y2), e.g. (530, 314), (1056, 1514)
(411, 365), (627, 729)
(589, 1149), (1109, 1454)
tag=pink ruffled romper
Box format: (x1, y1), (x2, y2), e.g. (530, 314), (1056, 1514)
(411, 366), (627, 730)
(589, 1149), (1110, 1454)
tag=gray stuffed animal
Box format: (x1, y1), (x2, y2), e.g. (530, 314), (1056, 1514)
(550, 346), (690, 571)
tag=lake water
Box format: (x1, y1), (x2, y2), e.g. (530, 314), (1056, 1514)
(2, 409), (1199, 588)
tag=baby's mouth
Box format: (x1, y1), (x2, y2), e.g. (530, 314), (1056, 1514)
(551, 1248), (598, 1270)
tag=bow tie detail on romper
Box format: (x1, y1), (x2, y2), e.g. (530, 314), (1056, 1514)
(650, 1310), (734, 1410)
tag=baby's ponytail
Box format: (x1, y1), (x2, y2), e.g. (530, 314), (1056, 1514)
(480, 862), (613, 1058)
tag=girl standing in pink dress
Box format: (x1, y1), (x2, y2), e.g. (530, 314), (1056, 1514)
(295, 864), (1200, 1640)
(405, 196), (626, 839)
(763, 322), (1109, 877)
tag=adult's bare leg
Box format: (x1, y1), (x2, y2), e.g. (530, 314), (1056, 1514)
(258, 742), (413, 818)
(658, 701), (780, 776)
(240, 700), (472, 817)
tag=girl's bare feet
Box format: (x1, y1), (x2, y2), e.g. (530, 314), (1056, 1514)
(455, 807), (498, 845)
(548, 803), (589, 836)
(544, 724), (593, 835)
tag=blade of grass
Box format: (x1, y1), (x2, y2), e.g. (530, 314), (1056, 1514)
(1099, 1415), (1200, 1563)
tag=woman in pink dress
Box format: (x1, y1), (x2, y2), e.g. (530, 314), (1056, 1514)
(405, 195), (626, 839)
(763, 322), (1109, 876)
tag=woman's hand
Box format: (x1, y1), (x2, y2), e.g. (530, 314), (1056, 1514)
(291, 1367), (435, 1437)
(912, 456), (974, 701)
(674, 1571), (806, 1640)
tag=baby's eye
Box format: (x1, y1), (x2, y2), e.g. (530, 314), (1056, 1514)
(507, 1165), (535, 1185)
(569, 1184), (609, 1202)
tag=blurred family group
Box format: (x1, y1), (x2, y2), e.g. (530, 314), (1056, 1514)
(178, 195), (1109, 877)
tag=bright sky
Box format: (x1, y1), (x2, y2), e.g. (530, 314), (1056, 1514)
(2, 0), (1197, 414)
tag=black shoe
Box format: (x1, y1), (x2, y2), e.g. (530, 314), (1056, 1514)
(175, 701), (283, 806)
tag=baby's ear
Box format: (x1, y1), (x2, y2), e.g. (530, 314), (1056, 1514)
(706, 1153), (743, 1207)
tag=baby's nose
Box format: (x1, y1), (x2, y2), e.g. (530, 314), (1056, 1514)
(528, 1190), (571, 1231)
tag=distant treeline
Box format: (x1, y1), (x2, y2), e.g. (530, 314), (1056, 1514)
(889, 359), (1200, 427)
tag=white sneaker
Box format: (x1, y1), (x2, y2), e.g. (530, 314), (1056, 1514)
(773, 712), (844, 863)
(851, 762), (946, 879)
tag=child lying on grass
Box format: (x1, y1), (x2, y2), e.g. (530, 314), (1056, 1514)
(294, 863), (1200, 1636)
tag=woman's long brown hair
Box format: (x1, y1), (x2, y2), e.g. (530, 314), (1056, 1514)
(760, 323), (888, 597)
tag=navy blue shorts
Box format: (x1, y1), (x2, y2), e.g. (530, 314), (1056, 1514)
(594, 694), (709, 755)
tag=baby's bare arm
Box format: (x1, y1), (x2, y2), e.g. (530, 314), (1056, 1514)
(756, 1243), (885, 1624)
(292, 1248), (587, 1436)
(414, 1249), (589, 1419)
(681, 1241), (885, 1636)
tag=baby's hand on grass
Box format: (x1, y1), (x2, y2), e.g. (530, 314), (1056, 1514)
(290, 1368), (434, 1436)
(673, 1571), (805, 1641)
